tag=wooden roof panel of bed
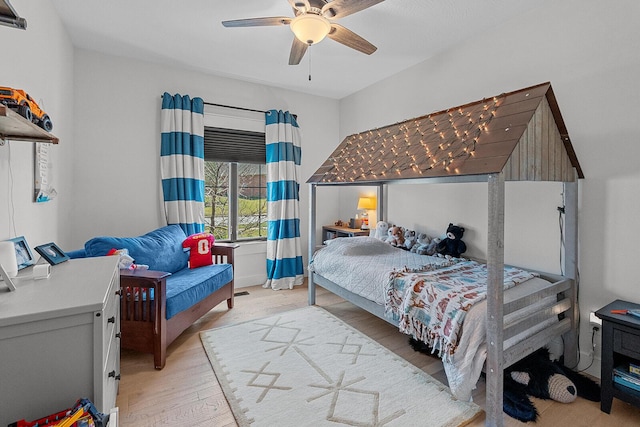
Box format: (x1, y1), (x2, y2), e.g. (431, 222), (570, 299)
(308, 82), (584, 184)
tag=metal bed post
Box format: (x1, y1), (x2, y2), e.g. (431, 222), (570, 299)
(486, 172), (505, 427)
(377, 183), (385, 222)
(308, 183), (317, 305)
(562, 175), (579, 367)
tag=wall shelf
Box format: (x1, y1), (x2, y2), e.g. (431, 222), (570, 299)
(0, 104), (59, 144)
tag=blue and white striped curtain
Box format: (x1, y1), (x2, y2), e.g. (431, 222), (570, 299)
(160, 93), (205, 236)
(264, 110), (304, 290)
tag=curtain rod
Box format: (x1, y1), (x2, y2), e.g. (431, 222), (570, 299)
(203, 101), (266, 115)
(160, 96), (297, 119)
(160, 95), (266, 114)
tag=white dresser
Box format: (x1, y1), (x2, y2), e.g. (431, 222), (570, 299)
(0, 256), (120, 426)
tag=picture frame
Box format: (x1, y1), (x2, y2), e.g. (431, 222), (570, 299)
(0, 262), (17, 291)
(35, 242), (70, 266)
(8, 236), (35, 270)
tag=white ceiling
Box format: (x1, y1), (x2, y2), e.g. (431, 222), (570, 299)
(50, 0), (540, 99)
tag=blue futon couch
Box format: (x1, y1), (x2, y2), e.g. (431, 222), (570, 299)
(70, 225), (236, 369)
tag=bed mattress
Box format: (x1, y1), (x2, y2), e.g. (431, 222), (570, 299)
(310, 236), (454, 304)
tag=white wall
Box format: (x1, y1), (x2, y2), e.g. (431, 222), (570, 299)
(0, 0), (74, 252)
(70, 50), (340, 287)
(338, 0), (640, 375)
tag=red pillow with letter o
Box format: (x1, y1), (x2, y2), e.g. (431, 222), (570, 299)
(182, 233), (215, 269)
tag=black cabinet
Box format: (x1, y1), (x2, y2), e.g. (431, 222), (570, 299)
(595, 299), (640, 413)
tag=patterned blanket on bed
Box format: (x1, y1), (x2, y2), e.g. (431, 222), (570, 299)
(384, 260), (538, 360)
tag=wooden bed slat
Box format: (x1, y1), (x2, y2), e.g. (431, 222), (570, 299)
(503, 278), (572, 314)
(503, 318), (572, 368)
(503, 299), (572, 342)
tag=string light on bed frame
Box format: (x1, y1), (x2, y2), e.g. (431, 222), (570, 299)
(323, 96), (502, 182)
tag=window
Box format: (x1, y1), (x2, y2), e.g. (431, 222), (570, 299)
(204, 127), (266, 242)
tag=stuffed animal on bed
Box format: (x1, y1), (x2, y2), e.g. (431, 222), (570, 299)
(424, 237), (441, 256)
(387, 226), (405, 247)
(503, 347), (600, 422)
(385, 225), (395, 244)
(411, 233), (430, 253)
(436, 223), (467, 258)
(403, 229), (417, 251)
(374, 221), (389, 240)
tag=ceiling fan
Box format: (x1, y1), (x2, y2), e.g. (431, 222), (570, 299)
(222, 0), (384, 65)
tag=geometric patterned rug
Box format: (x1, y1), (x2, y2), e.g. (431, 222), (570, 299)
(200, 306), (482, 427)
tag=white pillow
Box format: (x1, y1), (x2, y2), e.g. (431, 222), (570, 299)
(325, 236), (397, 256)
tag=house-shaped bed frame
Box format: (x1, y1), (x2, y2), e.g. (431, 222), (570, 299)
(307, 82), (584, 427)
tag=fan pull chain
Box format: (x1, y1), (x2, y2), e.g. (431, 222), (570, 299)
(308, 44), (312, 81)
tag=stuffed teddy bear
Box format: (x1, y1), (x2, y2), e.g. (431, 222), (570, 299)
(374, 221), (389, 241)
(503, 347), (601, 422)
(436, 223), (467, 258)
(387, 226), (405, 247)
(411, 233), (430, 253)
(403, 229), (417, 251)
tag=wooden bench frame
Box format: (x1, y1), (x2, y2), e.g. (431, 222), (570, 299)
(119, 244), (237, 369)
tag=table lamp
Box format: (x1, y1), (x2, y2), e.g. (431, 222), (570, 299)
(357, 197), (376, 230)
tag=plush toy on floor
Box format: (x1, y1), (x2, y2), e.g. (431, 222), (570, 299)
(503, 347), (600, 422)
(436, 223), (467, 258)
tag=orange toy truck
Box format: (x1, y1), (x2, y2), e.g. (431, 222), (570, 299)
(0, 86), (53, 132)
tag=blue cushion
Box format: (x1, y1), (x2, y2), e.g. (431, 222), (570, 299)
(165, 263), (233, 319)
(66, 248), (87, 259)
(84, 225), (189, 274)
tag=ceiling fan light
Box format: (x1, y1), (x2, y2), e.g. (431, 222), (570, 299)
(290, 13), (331, 45)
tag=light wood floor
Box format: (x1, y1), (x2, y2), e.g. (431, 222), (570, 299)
(116, 282), (640, 426)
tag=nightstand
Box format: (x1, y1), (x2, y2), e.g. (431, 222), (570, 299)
(322, 225), (370, 242)
(595, 299), (640, 413)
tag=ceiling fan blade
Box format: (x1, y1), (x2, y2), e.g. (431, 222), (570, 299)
(327, 24), (377, 55)
(289, 37), (308, 65)
(321, 0), (385, 19)
(287, 0), (310, 14)
(222, 16), (291, 27)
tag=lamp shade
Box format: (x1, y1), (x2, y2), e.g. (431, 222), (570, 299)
(0, 241), (18, 278)
(357, 197), (376, 210)
(290, 13), (331, 45)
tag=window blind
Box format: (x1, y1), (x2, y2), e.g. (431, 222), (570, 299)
(204, 126), (265, 164)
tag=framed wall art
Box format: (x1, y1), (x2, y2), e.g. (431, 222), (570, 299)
(34, 143), (57, 202)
